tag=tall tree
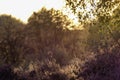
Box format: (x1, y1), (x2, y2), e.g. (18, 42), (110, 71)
(0, 15), (25, 66)
(24, 8), (74, 65)
(25, 7), (86, 66)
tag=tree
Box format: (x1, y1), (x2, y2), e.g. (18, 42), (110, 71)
(28, 7), (72, 29)
(65, 0), (120, 52)
(0, 15), (25, 66)
(25, 7), (87, 66)
(65, 0), (120, 24)
(109, 5), (120, 47)
(65, 1), (120, 79)
(87, 5), (120, 53)
(24, 7), (74, 66)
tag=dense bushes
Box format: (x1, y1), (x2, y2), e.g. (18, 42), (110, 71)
(77, 48), (120, 80)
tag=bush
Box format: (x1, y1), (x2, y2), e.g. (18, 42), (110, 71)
(78, 49), (120, 80)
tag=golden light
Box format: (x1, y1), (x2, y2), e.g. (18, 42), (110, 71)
(0, 0), (93, 30)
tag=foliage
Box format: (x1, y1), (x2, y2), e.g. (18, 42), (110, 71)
(0, 2), (120, 79)
(65, 1), (120, 80)
(28, 7), (72, 29)
(88, 5), (120, 52)
(78, 48), (120, 80)
(65, 0), (120, 23)
(0, 15), (25, 66)
(25, 7), (87, 66)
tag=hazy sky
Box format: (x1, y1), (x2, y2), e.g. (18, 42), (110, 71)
(0, 0), (65, 23)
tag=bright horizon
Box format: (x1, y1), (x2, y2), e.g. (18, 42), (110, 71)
(0, 0), (66, 23)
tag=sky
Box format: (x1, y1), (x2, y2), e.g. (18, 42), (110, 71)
(0, 0), (65, 23)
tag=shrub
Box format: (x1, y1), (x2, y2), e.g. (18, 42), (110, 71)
(78, 49), (120, 80)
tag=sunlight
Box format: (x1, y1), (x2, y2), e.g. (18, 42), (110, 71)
(0, 0), (65, 23)
(0, 0), (83, 28)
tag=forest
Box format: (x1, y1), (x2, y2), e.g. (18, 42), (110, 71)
(0, 0), (120, 80)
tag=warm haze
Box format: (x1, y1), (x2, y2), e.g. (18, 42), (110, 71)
(0, 0), (120, 80)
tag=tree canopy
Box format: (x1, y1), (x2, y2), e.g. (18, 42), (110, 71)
(65, 0), (120, 23)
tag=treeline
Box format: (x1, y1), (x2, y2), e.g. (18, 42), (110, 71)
(0, 6), (120, 80)
(0, 8), (87, 80)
